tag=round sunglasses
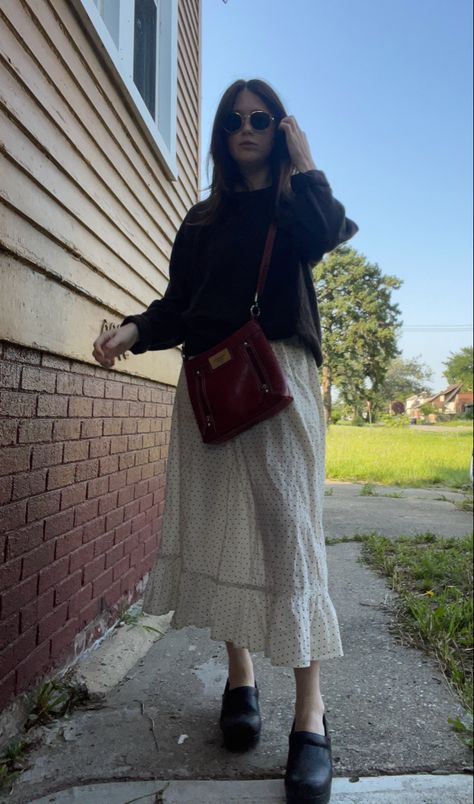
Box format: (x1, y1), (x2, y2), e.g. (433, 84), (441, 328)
(223, 110), (276, 134)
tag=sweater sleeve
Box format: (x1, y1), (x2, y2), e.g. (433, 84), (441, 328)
(287, 169), (359, 263)
(120, 215), (192, 354)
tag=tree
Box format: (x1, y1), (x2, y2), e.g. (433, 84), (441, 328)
(373, 355), (434, 414)
(442, 346), (473, 391)
(314, 245), (402, 425)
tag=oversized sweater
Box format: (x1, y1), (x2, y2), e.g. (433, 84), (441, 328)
(122, 169), (359, 366)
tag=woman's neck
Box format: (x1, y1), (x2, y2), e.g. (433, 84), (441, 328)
(235, 165), (272, 192)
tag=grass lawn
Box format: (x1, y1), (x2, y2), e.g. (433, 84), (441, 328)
(326, 425), (473, 488)
(360, 532), (473, 742)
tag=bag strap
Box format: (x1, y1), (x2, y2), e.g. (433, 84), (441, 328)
(250, 220), (277, 319)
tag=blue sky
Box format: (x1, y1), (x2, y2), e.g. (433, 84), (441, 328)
(200, 0), (473, 392)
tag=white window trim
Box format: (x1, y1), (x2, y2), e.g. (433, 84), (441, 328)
(75, 0), (178, 180)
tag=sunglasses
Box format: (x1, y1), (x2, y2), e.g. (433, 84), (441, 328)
(223, 110), (276, 134)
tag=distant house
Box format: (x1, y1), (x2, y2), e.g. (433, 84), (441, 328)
(406, 384), (473, 420)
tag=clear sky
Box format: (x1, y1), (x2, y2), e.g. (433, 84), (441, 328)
(200, 0), (473, 392)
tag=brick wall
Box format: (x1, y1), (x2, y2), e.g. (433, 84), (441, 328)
(0, 342), (174, 712)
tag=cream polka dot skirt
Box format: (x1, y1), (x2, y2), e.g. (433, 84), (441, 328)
(142, 336), (343, 667)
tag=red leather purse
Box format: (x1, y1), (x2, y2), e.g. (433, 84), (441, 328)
(184, 221), (294, 444)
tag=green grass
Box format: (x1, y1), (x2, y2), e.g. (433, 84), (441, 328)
(360, 532), (473, 743)
(326, 425), (473, 488)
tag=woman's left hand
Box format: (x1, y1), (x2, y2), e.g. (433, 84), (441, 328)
(278, 116), (317, 173)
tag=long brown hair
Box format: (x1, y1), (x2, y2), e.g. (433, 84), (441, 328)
(192, 79), (294, 226)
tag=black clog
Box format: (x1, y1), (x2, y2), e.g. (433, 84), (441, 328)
(284, 714), (332, 804)
(219, 678), (261, 751)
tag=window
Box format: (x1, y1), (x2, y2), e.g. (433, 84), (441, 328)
(77, 0), (178, 178)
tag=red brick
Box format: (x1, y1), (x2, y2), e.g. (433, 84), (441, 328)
(110, 435), (127, 454)
(102, 578), (122, 608)
(69, 542), (94, 573)
(0, 671), (16, 711)
(55, 571), (82, 606)
(142, 433), (155, 448)
(0, 419), (18, 446)
(0, 613), (20, 652)
(6, 521), (44, 560)
(129, 402), (145, 417)
(82, 516), (106, 544)
(106, 507), (124, 531)
(18, 420), (53, 444)
(83, 554), (105, 584)
(38, 556), (69, 595)
(20, 587), (54, 633)
(146, 505), (160, 525)
(138, 386), (152, 402)
(50, 617), (80, 660)
(0, 574), (37, 619)
(93, 531), (114, 557)
(27, 491), (61, 523)
(92, 398), (113, 416)
(126, 466), (141, 485)
(74, 498), (99, 527)
(44, 508), (75, 541)
(63, 440), (89, 462)
(113, 400), (129, 417)
(98, 491), (117, 515)
(130, 543), (145, 567)
(37, 602), (68, 643)
(83, 378), (105, 398)
(0, 389), (36, 417)
(131, 513), (147, 534)
(61, 481), (87, 509)
(75, 459), (99, 482)
(137, 419), (152, 434)
(22, 540), (55, 581)
(105, 542), (123, 569)
(68, 583), (92, 619)
(122, 418), (138, 435)
(154, 430), (166, 444)
(11, 469), (47, 501)
(21, 367), (56, 393)
(139, 493), (154, 513)
(16, 640), (52, 695)
(127, 434), (143, 451)
(47, 464), (76, 490)
(79, 597), (100, 627)
(120, 567), (139, 595)
(122, 385), (139, 401)
(89, 437), (109, 459)
(37, 394), (68, 417)
(148, 447), (161, 462)
(0, 644), (16, 681)
(134, 480), (148, 500)
(112, 554), (131, 583)
(92, 567), (114, 598)
(81, 419), (102, 438)
(105, 380), (122, 399)
(141, 463), (154, 481)
(135, 449), (149, 466)
(0, 499), (27, 534)
(55, 526), (83, 559)
(0, 445), (31, 476)
(68, 397), (93, 417)
(0, 475), (12, 505)
(56, 374), (83, 395)
(114, 519), (132, 544)
(53, 420), (81, 441)
(32, 442), (63, 469)
(122, 533), (139, 555)
(124, 499), (140, 521)
(119, 452), (135, 471)
(87, 475), (109, 499)
(117, 485), (134, 507)
(41, 354), (71, 371)
(0, 557), (22, 593)
(109, 470), (127, 492)
(99, 455), (119, 476)
(103, 418), (121, 436)
(0, 363), (21, 388)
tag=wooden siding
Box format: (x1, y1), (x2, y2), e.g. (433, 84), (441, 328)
(0, 0), (201, 386)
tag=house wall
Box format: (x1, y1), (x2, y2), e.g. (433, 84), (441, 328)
(0, 0), (201, 713)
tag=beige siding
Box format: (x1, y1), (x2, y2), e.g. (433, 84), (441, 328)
(0, 0), (201, 386)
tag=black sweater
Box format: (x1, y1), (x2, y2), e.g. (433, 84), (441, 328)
(122, 170), (358, 367)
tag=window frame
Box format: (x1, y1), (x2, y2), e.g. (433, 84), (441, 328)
(75, 0), (178, 179)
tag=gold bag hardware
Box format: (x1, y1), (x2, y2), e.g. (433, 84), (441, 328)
(209, 348), (232, 370)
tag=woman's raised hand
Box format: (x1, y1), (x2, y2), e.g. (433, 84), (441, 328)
(92, 323), (139, 369)
(278, 116), (317, 174)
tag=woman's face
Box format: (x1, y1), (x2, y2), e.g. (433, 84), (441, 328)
(226, 89), (276, 172)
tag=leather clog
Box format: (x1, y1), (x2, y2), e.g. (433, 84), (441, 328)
(284, 714), (332, 803)
(219, 678), (261, 751)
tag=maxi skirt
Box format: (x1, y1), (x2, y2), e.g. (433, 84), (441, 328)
(142, 335), (343, 667)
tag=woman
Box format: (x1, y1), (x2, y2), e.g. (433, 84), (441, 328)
(93, 78), (358, 804)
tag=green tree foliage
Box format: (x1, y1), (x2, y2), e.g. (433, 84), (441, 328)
(442, 346), (473, 391)
(314, 245), (402, 423)
(374, 355), (434, 413)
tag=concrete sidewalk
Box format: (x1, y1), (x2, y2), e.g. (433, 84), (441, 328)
(5, 482), (473, 803)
